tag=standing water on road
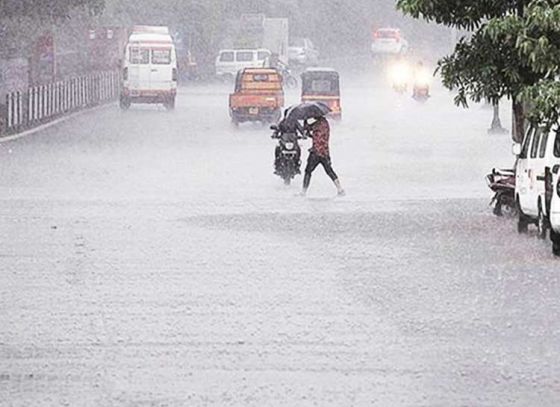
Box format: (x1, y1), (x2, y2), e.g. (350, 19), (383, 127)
(1, 1), (559, 406)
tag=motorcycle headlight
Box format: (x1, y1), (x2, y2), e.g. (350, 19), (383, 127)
(284, 142), (295, 150)
(390, 63), (410, 85)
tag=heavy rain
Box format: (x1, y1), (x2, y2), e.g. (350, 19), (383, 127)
(1, 0), (560, 406)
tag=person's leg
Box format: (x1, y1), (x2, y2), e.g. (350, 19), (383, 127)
(302, 153), (320, 193)
(319, 156), (338, 181)
(320, 156), (345, 195)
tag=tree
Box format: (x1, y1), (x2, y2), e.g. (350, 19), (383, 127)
(397, 0), (553, 142)
(0, 0), (104, 20)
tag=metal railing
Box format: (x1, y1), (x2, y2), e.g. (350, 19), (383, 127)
(1, 71), (120, 136)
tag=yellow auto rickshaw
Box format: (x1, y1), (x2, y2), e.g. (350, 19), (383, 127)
(301, 68), (341, 120)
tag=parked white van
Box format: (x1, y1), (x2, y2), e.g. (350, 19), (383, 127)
(514, 125), (560, 239)
(549, 164), (560, 255)
(215, 49), (271, 81)
(121, 26), (178, 110)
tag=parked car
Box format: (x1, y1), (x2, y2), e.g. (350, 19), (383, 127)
(120, 26), (178, 110)
(288, 37), (319, 66)
(549, 164), (560, 255)
(229, 68), (284, 126)
(513, 125), (560, 239)
(371, 28), (409, 57)
(215, 49), (271, 82)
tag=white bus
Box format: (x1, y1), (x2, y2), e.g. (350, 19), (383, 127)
(121, 26), (178, 110)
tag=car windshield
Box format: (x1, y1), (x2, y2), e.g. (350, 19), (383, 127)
(236, 52), (254, 62)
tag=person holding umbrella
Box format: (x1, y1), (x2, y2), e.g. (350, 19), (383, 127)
(279, 102), (345, 196)
(302, 115), (345, 196)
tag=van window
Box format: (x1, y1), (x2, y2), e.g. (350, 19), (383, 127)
(152, 49), (171, 65)
(520, 128), (533, 159)
(539, 130), (550, 158)
(530, 129), (542, 159)
(219, 52), (234, 62)
(130, 47), (150, 64)
(236, 51), (254, 62)
(257, 51), (270, 61)
(554, 129), (560, 158)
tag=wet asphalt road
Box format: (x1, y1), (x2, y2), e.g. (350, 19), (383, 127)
(1, 72), (559, 406)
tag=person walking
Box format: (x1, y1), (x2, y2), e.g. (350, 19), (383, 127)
(301, 116), (345, 196)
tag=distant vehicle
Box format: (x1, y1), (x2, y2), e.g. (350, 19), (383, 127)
(486, 168), (517, 217)
(301, 68), (341, 120)
(229, 68), (284, 126)
(513, 125), (560, 240)
(389, 60), (411, 93)
(288, 37), (319, 66)
(371, 28), (409, 56)
(215, 49), (271, 82)
(120, 26), (178, 110)
(412, 64), (431, 101)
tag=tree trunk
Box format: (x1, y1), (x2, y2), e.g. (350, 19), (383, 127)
(512, 99), (525, 143)
(489, 101), (506, 134)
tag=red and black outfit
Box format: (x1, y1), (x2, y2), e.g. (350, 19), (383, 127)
(303, 117), (339, 189)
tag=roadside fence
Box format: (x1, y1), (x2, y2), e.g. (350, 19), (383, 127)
(1, 71), (120, 136)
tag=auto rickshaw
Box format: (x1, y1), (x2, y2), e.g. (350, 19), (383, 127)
(301, 68), (341, 120)
(229, 68), (285, 126)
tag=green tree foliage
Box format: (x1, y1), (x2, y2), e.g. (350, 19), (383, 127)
(0, 0), (104, 19)
(398, 0), (560, 140)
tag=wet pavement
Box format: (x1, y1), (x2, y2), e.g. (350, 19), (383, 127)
(1, 71), (559, 406)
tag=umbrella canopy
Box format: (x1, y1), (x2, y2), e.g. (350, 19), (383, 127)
(285, 102), (331, 122)
(278, 102), (332, 133)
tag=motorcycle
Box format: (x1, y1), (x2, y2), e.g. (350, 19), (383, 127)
(412, 66), (431, 101)
(271, 124), (304, 185)
(486, 168), (517, 217)
(278, 63), (298, 89)
(412, 84), (430, 101)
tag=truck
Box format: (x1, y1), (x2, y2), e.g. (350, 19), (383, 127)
(223, 14), (289, 65)
(229, 68), (285, 126)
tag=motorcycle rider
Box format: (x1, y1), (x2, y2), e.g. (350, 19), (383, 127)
(274, 119), (302, 175)
(301, 116), (345, 196)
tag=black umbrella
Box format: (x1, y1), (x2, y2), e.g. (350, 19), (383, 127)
(278, 102), (331, 133)
(285, 102), (331, 122)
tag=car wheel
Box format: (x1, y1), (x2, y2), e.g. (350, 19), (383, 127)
(517, 199), (529, 234)
(119, 97), (131, 110)
(551, 230), (560, 256)
(537, 204), (548, 240)
(164, 98), (175, 111)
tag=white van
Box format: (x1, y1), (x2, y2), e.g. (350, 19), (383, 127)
(215, 49), (271, 81)
(549, 166), (560, 255)
(514, 125), (560, 238)
(121, 26), (178, 110)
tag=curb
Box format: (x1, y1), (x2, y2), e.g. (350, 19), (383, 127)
(0, 103), (115, 144)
